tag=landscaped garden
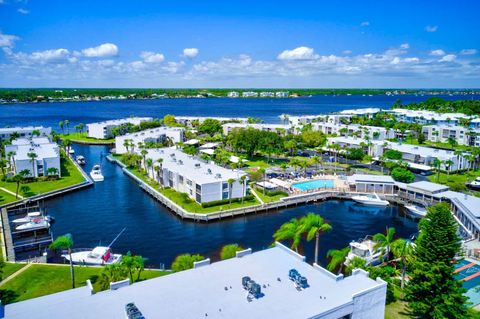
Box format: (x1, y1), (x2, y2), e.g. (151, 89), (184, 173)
(59, 132), (114, 144)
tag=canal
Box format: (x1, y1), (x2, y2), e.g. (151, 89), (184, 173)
(46, 143), (418, 268)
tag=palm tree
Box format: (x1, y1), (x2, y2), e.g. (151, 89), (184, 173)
(0, 159), (6, 179)
(391, 238), (413, 292)
(27, 152), (38, 177)
(146, 158), (154, 178)
(64, 120), (70, 134)
(7, 151), (16, 172)
(300, 213), (332, 265)
(273, 218), (303, 253)
(454, 149), (463, 170)
(58, 121), (64, 134)
(49, 234), (75, 288)
(47, 167), (59, 177)
(432, 158), (442, 182)
(311, 155), (321, 173)
(299, 160), (309, 176)
(240, 175), (247, 204)
(373, 227), (396, 262)
(444, 159), (454, 175)
(140, 149), (148, 170)
(326, 246), (350, 274)
(154, 166), (161, 184)
(123, 139), (130, 153)
(289, 158), (301, 174)
(227, 178), (235, 205)
(62, 139), (72, 154)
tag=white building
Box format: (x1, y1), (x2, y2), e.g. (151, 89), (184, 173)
(313, 123), (395, 140)
(275, 91), (289, 98)
(242, 91), (259, 98)
(339, 108), (382, 117)
(389, 109), (469, 126)
(174, 116), (248, 127)
(222, 123), (293, 136)
(144, 148), (247, 203)
(115, 127), (185, 154)
(86, 117), (153, 139)
(227, 91), (239, 98)
(0, 126), (51, 141)
(5, 137), (61, 177)
(422, 125), (480, 147)
(259, 91), (275, 98)
(5, 243), (387, 319)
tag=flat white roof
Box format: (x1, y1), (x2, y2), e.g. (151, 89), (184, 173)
(117, 127), (184, 140)
(223, 123), (291, 130)
(405, 181), (450, 194)
(6, 245), (385, 319)
(8, 138), (59, 160)
(0, 126), (50, 133)
(347, 174), (395, 184)
(87, 117), (152, 126)
(339, 108), (381, 115)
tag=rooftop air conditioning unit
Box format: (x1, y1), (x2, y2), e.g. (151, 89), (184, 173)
(178, 160), (183, 165)
(195, 163), (201, 168)
(215, 173), (221, 178)
(207, 168), (212, 174)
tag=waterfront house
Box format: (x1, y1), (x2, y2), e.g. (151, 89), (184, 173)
(222, 123), (294, 136)
(422, 125), (480, 146)
(389, 108), (469, 126)
(144, 148), (247, 203)
(4, 243), (387, 319)
(347, 174), (396, 194)
(259, 91), (275, 98)
(86, 117), (153, 139)
(5, 137), (61, 177)
(0, 126), (51, 142)
(339, 108), (382, 117)
(115, 127), (185, 154)
(275, 91), (289, 98)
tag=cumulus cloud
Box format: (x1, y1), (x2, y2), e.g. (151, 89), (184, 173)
(10, 48), (71, 64)
(18, 8), (29, 14)
(460, 49), (478, 55)
(429, 49), (446, 56)
(277, 46), (319, 60)
(425, 25), (438, 32)
(0, 32), (19, 48)
(182, 48), (199, 58)
(343, 50), (352, 55)
(140, 51), (165, 63)
(400, 43), (409, 50)
(82, 43), (118, 58)
(360, 21), (370, 27)
(439, 54), (456, 62)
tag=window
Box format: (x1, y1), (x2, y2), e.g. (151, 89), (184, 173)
(222, 182), (228, 191)
(196, 184), (202, 193)
(178, 175), (184, 184)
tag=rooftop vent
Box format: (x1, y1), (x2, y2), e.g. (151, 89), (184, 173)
(215, 173), (222, 179)
(170, 153), (176, 157)
(178, 160), (183, 165)
(289, 269), (308, 290)
(124, 303), (145, 319)
(207, 168), (212, 174)
(195, 163), (201, 168)
(242, 276), (262, 300)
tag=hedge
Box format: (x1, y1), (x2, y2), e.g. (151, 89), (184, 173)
(201, 195), (255, 208)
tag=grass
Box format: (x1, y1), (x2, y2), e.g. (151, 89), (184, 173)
(251, 188), (287, 203)
(127, 165), (261, 214)
(1, 263), (27, 281)
(427, 170), (480, 195)
(0, 264), (168, 304)
(60, 132), (114, 144)
(385, 300), (411, 319)
(0, 189), (18, 205)
(244, 154), (288, 169)
(0, 153), (85, 198)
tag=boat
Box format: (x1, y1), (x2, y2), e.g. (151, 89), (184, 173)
(404, 204), (427, 218)
(351, 193), (389, 206)
(467, 177), (480, 190)
(69, 149), (75, 155)
(90, 164), (104, 182)
(76, 155), (86, 165)
(62, 228), (125, 265)
(15, 218), (50, 231)
(345, 236), (388, 266)
(12, 212), (53, 224)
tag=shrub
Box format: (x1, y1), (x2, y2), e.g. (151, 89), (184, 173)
(384, 149), (403, 160)
(220, 244), (245, 260)
(345, 148), (365, 160)
(171, 254), (205, 272)
(200, 195), (255, 208)
(391, 167), (415, 183)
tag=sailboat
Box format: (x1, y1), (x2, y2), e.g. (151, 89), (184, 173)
(63, 228), (125, 265)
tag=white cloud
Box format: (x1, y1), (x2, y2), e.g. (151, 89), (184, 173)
(82, 43), (118, 58)
(439, 54), (456, 62)
(460, 49), (478, 55)
(140, 51), (165, 63)
(360, 21), (370, 27)
(404, 57), (419, 63)
(17, 8), (29, 14)
(182, 48), (199, 58)
(429, 49), (445, 56)
(277, 46), (319, 60)
(342, 50), (352, 55)
(0, 32), (19, 48)
(400, 43), (409, 49)
(425, 25), (438, 32)
(10, 48), (71, 64)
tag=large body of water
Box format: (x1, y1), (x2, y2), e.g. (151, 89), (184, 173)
(1, 94), (478, 129)
(3, 94), (466, 267)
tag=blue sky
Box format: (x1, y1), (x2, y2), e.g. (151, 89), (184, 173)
(1, 0), (479, 88)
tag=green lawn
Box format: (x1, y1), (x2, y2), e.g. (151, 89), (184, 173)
(0, 153), (85, 198)
(428, 170), (480, 195)
(385, 300), (411, 319)
(60, 132), (114, 144)
(0, 190), (18, 205)
(244, 155), (288, 169)
(0, 264), (168, 304)
(251, 188), (287, 203)
(1, 263), (27, 281)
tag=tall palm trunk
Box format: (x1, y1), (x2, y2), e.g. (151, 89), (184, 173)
(314, 232), (319, 265)
(68, 248), (75, 288)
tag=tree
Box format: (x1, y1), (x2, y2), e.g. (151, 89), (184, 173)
(345, 148), (365, 160)
(98, 264), (128, 290)
(310, 155), (321, 173)
(300, 213), (332, 265)
(163, 114), (177, 127)
(417, 133), (426, 144)
(31, 129), (41, 137)
(433, 158), (443, 182)
(373, 227), (396, 261)
(444, 159), (454, 175)
(0, 159), (6, 179)
(140, 149), (148, 170)
(227, 178), (235, 205)
(171, 253), (205, 272)
(7, 151), (16, 172)
(19, 185), (30, 197)
(12, 170), (28, 198)
(391, 167), (415, 183)
(300, 130), (326, 148)
(345, 256), (367, 275)
(273, 218), (303, 253)
(240, 175), (247, 204)
(447, 136), (457, 149)
(49, 234), (75, 288)
(47, 167), (59, 177)
(198, 118), (222, 135)
(146, 158), (154, 177)
(59, 121), (64, 133)
(220, 244), (245, 260)
(405, 203), (469, 318)
(64, 120), (70, 134)
(27, 152), (38, 177)
(326, 246), (350, 274)
(0, 256), (5, 281)
(121, 252), (145, 283)
(391, 238), (413, 292)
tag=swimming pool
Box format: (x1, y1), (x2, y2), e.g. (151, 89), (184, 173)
(454, 259), (480, 305)
(291, 179), (334, 191)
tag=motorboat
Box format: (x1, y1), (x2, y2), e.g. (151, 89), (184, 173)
(15, 218), (50, 231)
(62, 228), (125, 266)
(351, 193), (389, 206)
(76, 155), (86, 165)
(404, 204), (427, 218)
(90, 164), (104, 182)
(467, 177), (480, 190)
(345, 236), (388, 266)
(12, 212), (53, 224)
(69, 149), (75, 155)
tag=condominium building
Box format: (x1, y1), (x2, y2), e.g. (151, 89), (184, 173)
(115, 127), (185, 154)
(86, 117), (153, 139)
(5, 137), (61, 177)
(275, 91), (289, 98)
(5, 243), (387, 319)
(144, 148), (247, 203)
(222, 123), (294, 136)
(174, 116), (248, 127)
(313, 123), (395, 140)
(339, 108), (382, 117)
(389, 109), (468, 125)
(422, 125), (480, 147)
(227, 91), (239, 98)
(259, 91), (275, 98)
(241, 91), (259, 98)
(0, 126), (51, 141)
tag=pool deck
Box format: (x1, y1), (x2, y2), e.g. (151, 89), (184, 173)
(279, 175), (349, 195)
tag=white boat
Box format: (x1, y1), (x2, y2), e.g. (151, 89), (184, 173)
(12, 212), (53, 224)
(90, 164), (104, 182)
(351, 193), (389, 206)
(62, 228), (125, 266)
(467, 177), (480, 190)
(345, 236), (388, 266)
(404, 204), (427, 218)
(76, 155), (86, 165)
(69, 149), (75, 155)
(15, 218), (50, 231)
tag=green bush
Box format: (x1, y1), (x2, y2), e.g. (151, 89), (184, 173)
(384, 149), (403, 160)
(254, 187), (288, 197)
(201, 195), (255, 208)
(345, 148), (365, 160)
(391, 167), (415, 183)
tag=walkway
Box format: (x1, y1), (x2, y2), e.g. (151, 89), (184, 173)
(250, 188), (264, 205)
(0, 187), (23, 199)
(0, 263), (31, 286)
